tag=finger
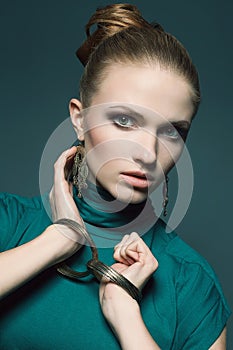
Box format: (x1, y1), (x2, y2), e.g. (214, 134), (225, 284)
(116, 243), (136, 265)
(114, 234), (140, 265)
(121, 232), (153, 263)
(114, 232), (140, 250)
(54, 146), (77, 168)
(51, 148), (84, 223)
(49, 186), (54, 203)
(114, 235), (134, 265)
(114, 234), (130, 250)
(113, 248), (132, 266)
(126, 240), (148, 263)
(126, 240), (159, 273)
(69, 182), (73, 195)
(53, 147), (77, 183)
(114, 233), (140, 264)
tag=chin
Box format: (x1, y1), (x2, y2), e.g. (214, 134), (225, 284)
(111, 183), (148, 204)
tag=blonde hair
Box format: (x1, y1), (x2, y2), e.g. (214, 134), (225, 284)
(77, 4), (200, 117)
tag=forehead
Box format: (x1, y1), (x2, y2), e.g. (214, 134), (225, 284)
(91, 64), (194, 123)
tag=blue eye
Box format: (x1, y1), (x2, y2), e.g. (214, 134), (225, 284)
(160, 126), (180, 140)
(114, 114), (136, 128)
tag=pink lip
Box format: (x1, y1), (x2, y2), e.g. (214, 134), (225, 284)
(119, 171), (154, 189)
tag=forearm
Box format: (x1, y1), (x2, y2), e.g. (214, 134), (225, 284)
(100, 233), (160, 349)
(115, 304), (160, 350)
(103, 285), (160, 350)
(0, 225), (78, 299)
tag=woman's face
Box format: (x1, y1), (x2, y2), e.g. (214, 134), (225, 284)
(70, 64), (194, 204)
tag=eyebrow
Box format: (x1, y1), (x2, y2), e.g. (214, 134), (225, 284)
(109, 105), (146, 120)
(108, 105), (191, 129)
(169, 121), (190, 130)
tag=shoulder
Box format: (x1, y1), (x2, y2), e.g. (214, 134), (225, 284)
(0, 192), (50, 251)
(153, 219), (229, 301)
(0, 192), (44, 225)
(152, 218), (222, 281)
(151, 219), (231, 348)
(165, 233), (229, 303)
(166, 232), (218, 278)
(0, 192), (44, 212)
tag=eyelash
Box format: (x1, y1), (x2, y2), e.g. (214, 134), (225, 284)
(159, 126), (185, 140)
(112, 114), (137, 129)
(110, 113), (187, 140)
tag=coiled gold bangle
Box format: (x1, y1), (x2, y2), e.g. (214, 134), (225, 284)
(54, 218), (142, 303)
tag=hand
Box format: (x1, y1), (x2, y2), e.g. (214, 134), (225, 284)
(113, 232), (158, 289)
(99, 232), (158, 322)
(50, 146), (82, 221)
(49, 146), (86, 246)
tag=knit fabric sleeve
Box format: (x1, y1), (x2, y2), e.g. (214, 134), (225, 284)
(171, 243), (231, 349)
(0, 192), (43, 251)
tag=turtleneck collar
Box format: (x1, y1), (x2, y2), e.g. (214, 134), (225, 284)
(73, 181), (158, 248)
(74, 180), (148, 227)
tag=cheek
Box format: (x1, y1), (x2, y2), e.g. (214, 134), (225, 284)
(84, 132), (129, 180)
(158, 141), (184, 172)
(84, 123), (134, 162)
(84, 127), (106, 148)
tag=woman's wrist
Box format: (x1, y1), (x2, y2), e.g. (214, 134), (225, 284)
(43, 225), (81, 267)
(101, 283), (140, 334)
(102, 285), (160, 350)
(102, 283), (139, 314)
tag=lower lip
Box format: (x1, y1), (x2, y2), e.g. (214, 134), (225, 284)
(119, 174), (151, 189)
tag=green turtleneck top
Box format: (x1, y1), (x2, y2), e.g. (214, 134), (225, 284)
(0, 185), (231, 349)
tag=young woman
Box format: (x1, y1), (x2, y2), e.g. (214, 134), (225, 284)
(0, 4), (231, 349)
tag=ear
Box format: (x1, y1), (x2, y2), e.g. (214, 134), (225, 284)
(69, 98), (85, 141)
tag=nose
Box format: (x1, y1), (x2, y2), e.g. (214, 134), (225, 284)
(132, 130), (157, 167)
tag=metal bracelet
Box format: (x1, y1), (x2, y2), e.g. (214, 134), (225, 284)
(54, 218), (142, 303)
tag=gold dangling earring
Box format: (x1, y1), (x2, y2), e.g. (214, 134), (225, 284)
(162, 175), (169, 217)
(72, 145), (88, 198)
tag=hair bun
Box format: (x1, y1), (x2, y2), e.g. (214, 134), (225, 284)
(76, 3), (163, 66)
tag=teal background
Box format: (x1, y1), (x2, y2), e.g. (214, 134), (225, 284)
(0, 0), (232, 346)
